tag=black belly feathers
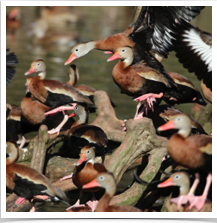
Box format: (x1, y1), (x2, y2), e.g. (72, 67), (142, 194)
(13, 175), (47, 200)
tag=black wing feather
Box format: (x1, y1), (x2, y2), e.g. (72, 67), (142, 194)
(6, 49), (18, 86)
(171, 19), (212, 90)
(129, 6), (205, 58)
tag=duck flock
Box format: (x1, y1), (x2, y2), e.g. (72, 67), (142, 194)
(6, 6), (212, 212)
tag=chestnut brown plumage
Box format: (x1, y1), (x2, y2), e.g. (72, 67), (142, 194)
(65, 7), (204, 64)
(83, 172), (142, 212)
(25, 60), (95, 135)
(158, 114), (212, 211)
(6, 141), (69, 212)
(25, 59), (94, 109)
(61, 145), (107, 212)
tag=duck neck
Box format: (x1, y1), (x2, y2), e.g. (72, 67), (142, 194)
(72, 109), (89, 127)
(179, 183), (190, 195)
(37, 70), (46, 79)
(96, 192), (113, 211)
(87, 156), (95, 165)
(178, 128), (191, 139)
(69, 68), (79, 86)
(83, 41), (98, 54)
(122, 56), (133, 69)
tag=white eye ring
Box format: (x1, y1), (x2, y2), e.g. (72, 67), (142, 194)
(99, 176), (105, 181)
(175, 175), (180, 179)
(87, 150), (90, 154)
(75, 48), (79, 52)
(37, 63), (41, 66)
(121, 49), (125, 52)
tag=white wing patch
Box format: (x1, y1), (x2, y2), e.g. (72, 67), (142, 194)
(183, 29), (212, 72)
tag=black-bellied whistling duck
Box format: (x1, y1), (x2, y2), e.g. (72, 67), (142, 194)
(6, 49), (18, 86)
(172, 19), (212, 103)
(6, 103), (40, 145)
(165, 72), (206, 106)
(25, 59), (95, 135)
(20, 92), (50, 125)
(61, 145), (107, 212)
(67, 64), (116, 108)
(83, 172), (142, 212)
(66, 64), (97, 97)
(65, 7), (204, 65)
(143, 104), (207, 137)
(6, 104), (25, 143)
(68, 104), (111, 162)
(158, 114), (212, 211)
(107, 46), (181, 120)
(6, 7), (21, 41)
(6, 141), (69, 212)
(157, 171), (191, 210)
(20, 92), (74, 131)
(40, 6), (80, 25)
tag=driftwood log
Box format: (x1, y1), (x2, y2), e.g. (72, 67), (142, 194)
(6, 90), (212, 212)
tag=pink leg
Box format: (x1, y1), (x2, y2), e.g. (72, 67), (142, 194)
(134, 92), (163, 103)
(170, 195), (189, 210)
(66, 191), (85, 210)
(188, 173), (200, 197)
(29, 206), (36, 212)
(134, 102), (142, 119)
(169, 97), (178, 101)
(134, 93), (163, 119)
(48, 114), (69, 135)
(33, 195), (49, 201)
(60, 173), (73, 182)
(15, 197), (27, 205)
(188, 173), (212, 211)
(86, 193), (98, 212)
(44, 104), (77, 116)
(19, 136), (26, 149)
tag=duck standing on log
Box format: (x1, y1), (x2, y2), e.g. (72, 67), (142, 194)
(60, 145), (107, 212)
(25, 59), (95, 135)
(83, 172), (142, 212)
(107, 46), (182, 120)
(21, 91), (74, 132)
(143, 104), (207, 137)
(158, 114), (212, 211)
(157, 171), (191, 210)
(65, 104), (111, 163)
(6, 141), (69, 212)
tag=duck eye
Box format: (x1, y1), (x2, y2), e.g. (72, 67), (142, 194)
(99, 176), (105, 181)
(121, 49), (125, 52)
(37, 63), (40, 66)
(75, 48), (79, 52)
(75, 106), (78, 110)
(175, 175), (180, 179)
(87, 150), (90, 154)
